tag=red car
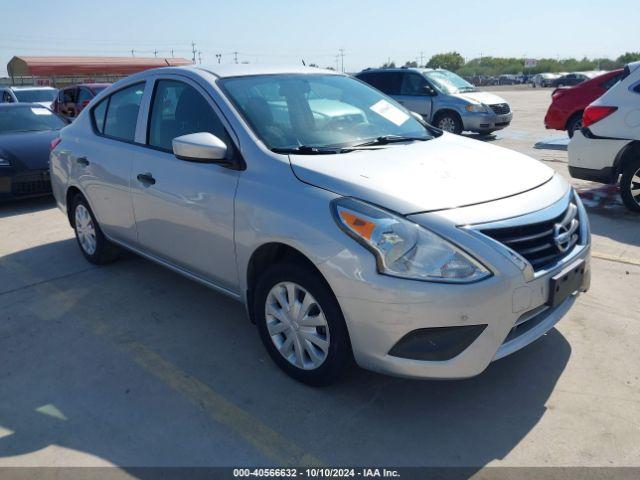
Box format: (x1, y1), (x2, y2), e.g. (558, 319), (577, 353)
(544, 69), (623, 137)
(52, 83), (110, 118)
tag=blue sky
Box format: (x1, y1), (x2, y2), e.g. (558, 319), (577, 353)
(1, 0), (638, 75)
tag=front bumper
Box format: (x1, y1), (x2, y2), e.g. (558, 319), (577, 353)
(319, 189), (590, 380)
(461, 110), (513, 132)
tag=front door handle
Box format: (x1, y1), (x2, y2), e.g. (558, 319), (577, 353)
(137, 172), (156, 186)
(76, 156), (89, 166)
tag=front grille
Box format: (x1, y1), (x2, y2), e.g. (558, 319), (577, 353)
(489, 103), (510, 115)
(482, 202), (580, 271)
(12, 171), (51, 196)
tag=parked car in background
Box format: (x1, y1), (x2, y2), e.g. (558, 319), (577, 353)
(531, 73), (561, 88)
(356, 67), (512, 135)
(0, 103), (68, 200)
(51, 64), (590, 385)
(53, 83), (110, 118)
(551, 72), (603, 88)
(569, 62), (640, 211)
(545, 69), (623, 137)
(498, 74), (518, 85)
(0, 86), (58, 108)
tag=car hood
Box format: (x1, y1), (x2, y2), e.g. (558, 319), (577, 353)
(289, 133), (554, 214)
(452, 90), (507, 106)
(0, 130), (59, 170)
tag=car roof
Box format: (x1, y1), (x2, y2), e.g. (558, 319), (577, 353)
(0, 102), (52, 109)
(9, 86), (56, 91)
(195, 64), (340, 78)
(64, 83), (111, 89)
(357, 67), (443, 74)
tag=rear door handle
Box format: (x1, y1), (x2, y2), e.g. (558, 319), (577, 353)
(137, 172), (156, 186)
(76, 156), (89, 166)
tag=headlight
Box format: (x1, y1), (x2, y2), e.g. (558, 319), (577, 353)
(465, 103), (488, 113)
(0, 157), (11, 167)
(331, 198), (491, 283)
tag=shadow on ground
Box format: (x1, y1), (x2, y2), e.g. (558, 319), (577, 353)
(0, 196), (56, 219)
(0, 236), (571, 471)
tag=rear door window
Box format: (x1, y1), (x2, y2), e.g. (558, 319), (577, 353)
(101, 83), (144, 142)
(77, 88), (93, 105)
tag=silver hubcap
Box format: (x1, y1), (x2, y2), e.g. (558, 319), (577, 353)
(265, 282), (330, 370)
(438, 117), (456, 132)
(631, 169), (640, 205)
(75, 204), (97, 255)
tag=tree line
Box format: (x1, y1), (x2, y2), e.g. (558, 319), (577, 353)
(379, 52), (640, 76)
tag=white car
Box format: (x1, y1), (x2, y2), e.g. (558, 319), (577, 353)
(568, 61), (640, 212)
(531, 73), (561, 88)
(0, 86), (58, 109)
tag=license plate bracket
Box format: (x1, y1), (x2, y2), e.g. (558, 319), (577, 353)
(548, 259), (585, 307)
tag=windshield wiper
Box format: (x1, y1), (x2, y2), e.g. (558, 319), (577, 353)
(347, 135), (429, 149)
(271, 145), (344, 155)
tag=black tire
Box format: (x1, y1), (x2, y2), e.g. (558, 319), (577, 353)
(620, 158), (640, 212)
(253, 262), (352, 386)
(478, 129), (496, 136)
(71, 194), (120, 265)
(434, 111), (463, 134)
(566, 112), (583, 138)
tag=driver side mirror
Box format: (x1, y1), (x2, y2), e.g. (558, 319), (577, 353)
(172, 132), (229, 164)
(422, 85), (437, 96)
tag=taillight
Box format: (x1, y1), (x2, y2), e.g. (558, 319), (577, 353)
(582, 106), (618, 128)
(50, 137), (62, 150)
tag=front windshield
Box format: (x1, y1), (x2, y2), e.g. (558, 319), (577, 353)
(220, 74), (433, 151)
(0, 106), (66, 134)
(13, 89), (57, 103)
(423, 70), (476, 94)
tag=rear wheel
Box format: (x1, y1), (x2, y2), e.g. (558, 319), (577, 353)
(253, 262), (351, 386)
(71, 194), (120, 264)
(435, 111), (463, 134)
(566, 112), (583, 138)
(620, 158), (640, 212)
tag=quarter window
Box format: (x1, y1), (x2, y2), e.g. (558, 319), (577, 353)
(358, 72), (402, 95)
(147, 80), (231, 153)
(92, 97), (108, 133)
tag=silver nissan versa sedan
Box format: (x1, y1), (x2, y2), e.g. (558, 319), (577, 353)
(50, 65), (591, 385)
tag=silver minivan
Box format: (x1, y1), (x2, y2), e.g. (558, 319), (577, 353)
(356, 68), (512, 135)
(51, 65), (590, 385)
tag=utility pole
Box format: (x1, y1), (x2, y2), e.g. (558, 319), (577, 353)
(198, 51), (202, 64)
(419, 51), (425, 67)
(215, 53), (222, 64)
(339, 48), (345, 73)
(131, 49), (135, 58)
(171, 49), (174, 58)
(335, 54), (340, 71)
(153, 49), (158, 58)
(191, 41), (197, 63)
(233, 51), (239, 64)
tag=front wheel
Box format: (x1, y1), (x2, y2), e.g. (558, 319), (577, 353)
(620, 159), (640, 212)
(253, 263), (351, 386)
(435, 112), (463, 134)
